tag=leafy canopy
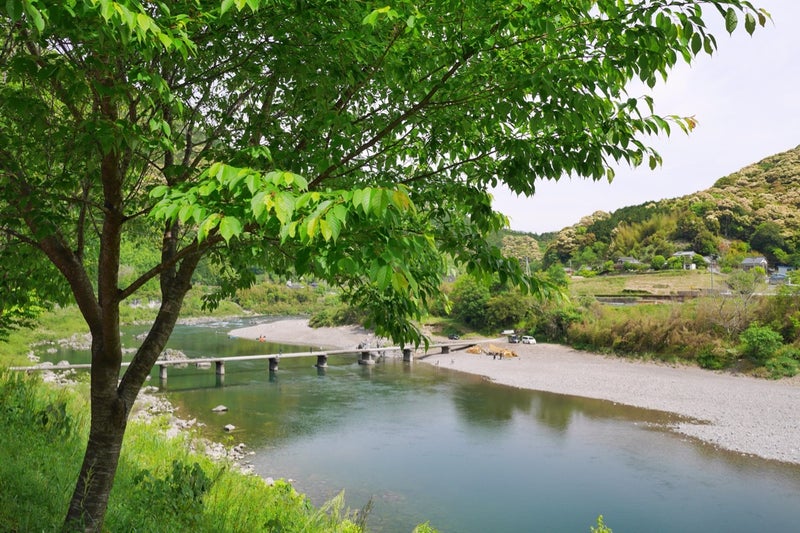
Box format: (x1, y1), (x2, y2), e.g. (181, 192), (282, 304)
(0, 0), (768, 343)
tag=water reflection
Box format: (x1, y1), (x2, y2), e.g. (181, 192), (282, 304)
(453, 381), (534, 426)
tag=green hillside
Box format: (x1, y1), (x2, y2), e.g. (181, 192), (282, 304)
(536, 145), (800, 271)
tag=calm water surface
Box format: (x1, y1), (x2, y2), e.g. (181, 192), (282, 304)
(40, 318), (800, 532)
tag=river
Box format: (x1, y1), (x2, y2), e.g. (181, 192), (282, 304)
(40, 317), (800, 532)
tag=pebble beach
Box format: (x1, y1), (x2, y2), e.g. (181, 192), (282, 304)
(230, 318), (800, 465)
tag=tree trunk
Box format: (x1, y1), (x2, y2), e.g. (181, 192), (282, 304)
(62, 253), (198, 530)
(63, 404), (127, 532)
(61, 328), (129, 531)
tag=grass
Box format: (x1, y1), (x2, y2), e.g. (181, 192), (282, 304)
(0, 370), (368, 532)
(570, 270), (727, 297)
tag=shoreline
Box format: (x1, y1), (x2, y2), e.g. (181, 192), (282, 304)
(234, 317), (800, 465)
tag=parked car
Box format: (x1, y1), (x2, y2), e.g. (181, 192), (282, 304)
(447, 333), (460, 340)
(521, 336), (536, 344)
(507, 334), (519, 343)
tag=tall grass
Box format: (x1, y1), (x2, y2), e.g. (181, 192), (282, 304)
(0, 371), (87, 531)
(0, 372), (368, 532)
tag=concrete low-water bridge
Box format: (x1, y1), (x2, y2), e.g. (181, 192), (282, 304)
(11, 339), (493, 386)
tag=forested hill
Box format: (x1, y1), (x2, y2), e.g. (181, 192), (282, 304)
(506, 144), (800, 271)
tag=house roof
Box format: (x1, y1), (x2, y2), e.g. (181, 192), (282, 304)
(741, 257), (768, 265)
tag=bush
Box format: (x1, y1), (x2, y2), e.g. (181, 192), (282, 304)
(310, 303), (365, 327)
(764, 354), (799, 379)
(739, 324), (783, 363)
(696, 343), (735, 370)
(760, 345), (800, 379)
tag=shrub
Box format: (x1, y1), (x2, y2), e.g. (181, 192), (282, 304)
(696, 343), (735, 370)
(739, 323), (783, 363)
(310, 303), (365, 327)
(764, 354), (799, 379)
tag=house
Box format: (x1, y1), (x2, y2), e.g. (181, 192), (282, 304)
(741, 257), (768, 271)
(671, 251), (698, 270)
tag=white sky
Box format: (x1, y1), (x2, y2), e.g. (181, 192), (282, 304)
(492, 0), (799, 234)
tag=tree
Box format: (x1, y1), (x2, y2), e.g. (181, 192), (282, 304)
(449, 275), (491, 327)
(485, 291), (530, 331)
(0, 0), (767, 529)
(750, 221), (786, 265)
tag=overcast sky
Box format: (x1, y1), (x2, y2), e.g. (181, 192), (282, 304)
(492, 0), (799, 234)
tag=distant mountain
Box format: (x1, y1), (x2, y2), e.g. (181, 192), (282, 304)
(526, 145), (800, 270)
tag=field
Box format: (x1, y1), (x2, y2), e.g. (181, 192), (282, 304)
(569, 270), (729, 298)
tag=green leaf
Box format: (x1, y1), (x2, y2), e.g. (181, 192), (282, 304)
(245, 172), (261, 194)
(319, 219), (332, 241)
(220, 0), (234, 15)
(198, 213), (222, 243)
(703, 34), (715, 55)
(24, 3), (45, 32)
(744, 13), (756, 36)
(219, 216), (242, 243)
(274, 192), (296, 224)
(150, 185), (170, 198)
(323, 211), (342, 241)
(251, 191), (267, 221)
(690, 33), (702, 55)
(136, 13), (152, 33)
(360, 189), (372, 215)
(370, 189), (388, 216)
(724, 8), (738, 34)
(178, 204), (195, 223)
(6, 0), (22, 22)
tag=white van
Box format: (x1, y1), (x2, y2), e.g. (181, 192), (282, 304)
(521, 336), (536, 344)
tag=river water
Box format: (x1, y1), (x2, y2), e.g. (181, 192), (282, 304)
(41, 318), (800, 532)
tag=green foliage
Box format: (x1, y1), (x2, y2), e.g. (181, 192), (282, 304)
(591, 514), (613, 533)
(537, 142), (800, 276)
(0, 373), (365, 532)
(235, 280), (327, 316)
(528, 305), (584, 343)
(449, 276), (491, 327)
(485, 292), (530, 331)
(0, 372), (87, 531)
(131, 461), (214, 528)
(727, 268), (766, 295)
(309, 302), (366, 328)
(763, 351), (799, 379)
(546, 263), (570, 287)
(739, 323), (783, 363)
(697, 343), (736, 370)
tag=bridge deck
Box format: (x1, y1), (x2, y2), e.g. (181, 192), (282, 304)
(10, 339), (498, 372)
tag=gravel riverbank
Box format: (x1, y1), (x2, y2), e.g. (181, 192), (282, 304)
(233, 317), (800, 464)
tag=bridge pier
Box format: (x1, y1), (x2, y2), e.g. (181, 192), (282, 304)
(315, 354), (328, 368)
(215, 361), (225, 376)
(403, 348), (413, 362)
(441, 345), (450, 354)
(158, 364), (168, 383)
(269, 357), (279, 372)
(358, 351), (375, 365)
